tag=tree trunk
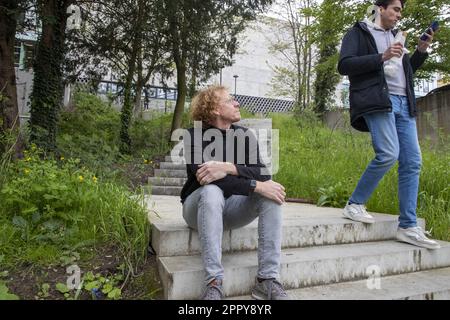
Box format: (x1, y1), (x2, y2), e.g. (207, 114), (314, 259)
(168, 0), (187, 136)
(188, 46), (198, 99)
(170, 62), (186, 135)
(30, 0), (72, 153)
(120, 57), (137, 153)
(0, 0), (24, 157)
(133, 49), (144, 118)
(287, 0), (302, 110)
(120, 0), (143, 154)
(307, 26), (312, 108)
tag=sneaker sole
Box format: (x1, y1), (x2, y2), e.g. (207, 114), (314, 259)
(342, 209), (375, 224)
(251, 292), (290, 300)
(251, 291), (266, 300)
(396, 233), (441, 250)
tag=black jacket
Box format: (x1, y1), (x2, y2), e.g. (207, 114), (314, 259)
(180, 124), (271, 203)
(338, 21), (428, 132)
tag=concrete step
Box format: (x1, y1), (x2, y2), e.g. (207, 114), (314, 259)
(165, 156), (185, 163)
(154, 169), (187, 178)
(158, 240), (450, 299)
(231, 267), (450, 300)
(159, 162), (186, 170)
(149, 177), (186, 187)
(151, 207), (425, 257)
(151, 186), (182, 196)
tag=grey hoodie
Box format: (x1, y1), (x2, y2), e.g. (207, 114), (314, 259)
(365, 19), (407, 96)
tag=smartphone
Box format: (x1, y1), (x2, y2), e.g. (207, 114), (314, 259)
(420, 21), (439, 41)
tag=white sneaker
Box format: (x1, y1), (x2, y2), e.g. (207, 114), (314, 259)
(396, 226), (441, 250)
(343, 203), (375, 224)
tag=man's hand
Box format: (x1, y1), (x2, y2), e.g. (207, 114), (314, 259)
(254, 180), (286, 205)
(417, 29), (434, 53)
(382, 43), (404, 62)
(196, 161), (237, 185)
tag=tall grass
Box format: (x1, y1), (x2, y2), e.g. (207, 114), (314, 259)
(272, 113), (450, 241)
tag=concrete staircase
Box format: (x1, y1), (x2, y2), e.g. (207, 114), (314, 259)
(149, 156), (186, 196)
(148, 196), (450, 300)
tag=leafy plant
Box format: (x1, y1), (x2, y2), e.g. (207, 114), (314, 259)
(57, 271), (123, 300)
(317, 182), (351, 208)
(0, 283), (19, 300)
(0, 145), (150, 271)
(37, 283), (50, 298)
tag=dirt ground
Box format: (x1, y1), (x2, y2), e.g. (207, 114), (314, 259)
(5, 245), (163, 300)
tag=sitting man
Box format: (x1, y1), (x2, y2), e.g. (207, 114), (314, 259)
(180, 85), (289, 300)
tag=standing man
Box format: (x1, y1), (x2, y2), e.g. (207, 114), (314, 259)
(338, 0), (440, 249)
(180, 85), (289, 300)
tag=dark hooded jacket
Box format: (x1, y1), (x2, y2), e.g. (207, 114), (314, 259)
(338, 21), (428, 132)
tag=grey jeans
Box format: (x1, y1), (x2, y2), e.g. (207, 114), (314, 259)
(182, 184), (282, 285)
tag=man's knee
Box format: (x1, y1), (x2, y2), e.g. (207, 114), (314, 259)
(254, 193), (282, 213)
(377, 148), (399, 167)
(200, 184), (225, 205)
(400, 153), (422, 173)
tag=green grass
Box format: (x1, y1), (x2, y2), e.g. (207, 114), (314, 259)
(272, 113), (450, 241)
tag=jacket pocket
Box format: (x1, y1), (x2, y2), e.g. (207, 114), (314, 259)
(349, 80), (385, 109)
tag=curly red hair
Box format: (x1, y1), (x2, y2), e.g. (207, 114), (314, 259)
(190, 85), (228, 125)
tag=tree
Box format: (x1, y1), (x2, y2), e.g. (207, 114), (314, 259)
(29, 0), (75, 153)
(399, 0), (450, 80)
(312, 0), (348, 116)
(67, 0), (173, 154)
(0, 0), (30, 157)
(159, 0), (274, 135)
(264, 0), (315, 111)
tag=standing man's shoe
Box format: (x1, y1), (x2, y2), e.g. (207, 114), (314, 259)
(200, 279), (224, 300)
(343, 202), (375, 224)
(396, 227), (441, 249)
(251, 278), (289, 300)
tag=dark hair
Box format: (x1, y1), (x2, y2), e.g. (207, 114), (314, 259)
(375, 0), (405, 9)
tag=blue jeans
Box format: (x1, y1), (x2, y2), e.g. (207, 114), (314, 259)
(182, 184), (282, 285)
(349, 95), (422, 229)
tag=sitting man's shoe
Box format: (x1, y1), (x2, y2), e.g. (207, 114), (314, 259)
(200, 279), (224, 300)
(251, 278), (289, 300)
(343, 202), (375, 224)
(396, 226), (441, 250)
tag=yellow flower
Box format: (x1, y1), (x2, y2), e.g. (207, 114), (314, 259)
(60, 156), (65, 161)
(78, 175), (84, 182)
(24, 169), (31, 175)
(93, 176), (98, 183)
(25, 157), (32, 162)
(144, 159), (149, 164)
